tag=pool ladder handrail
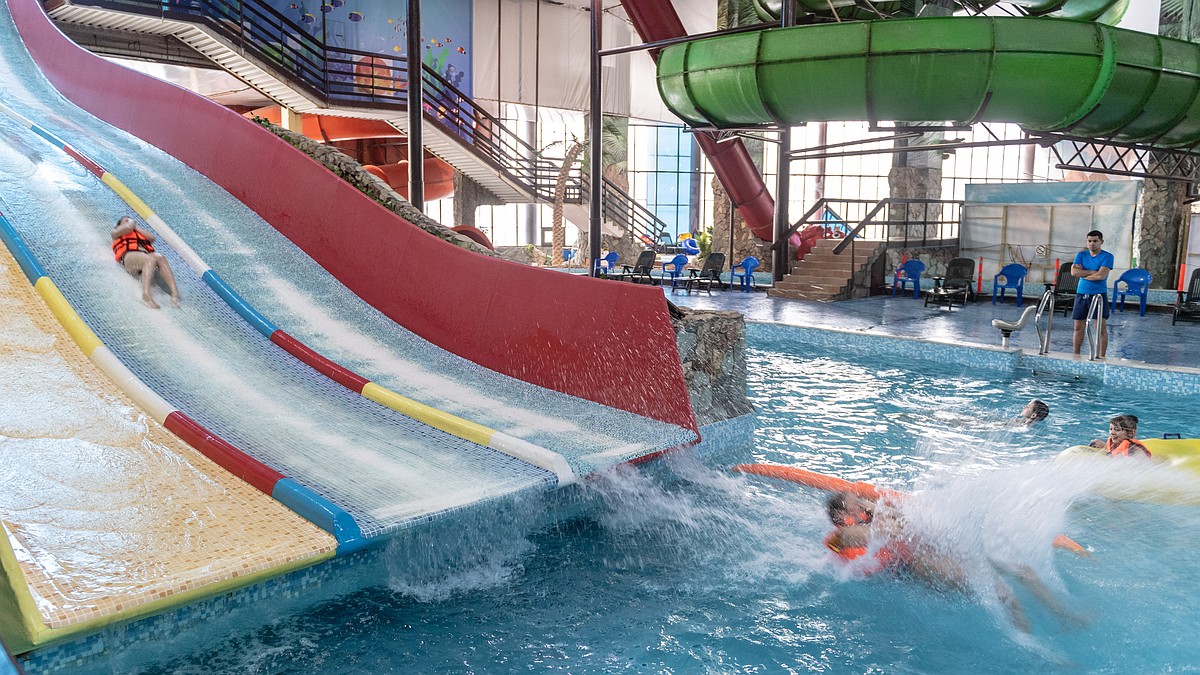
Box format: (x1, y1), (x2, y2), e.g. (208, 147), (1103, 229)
(1034, 285), (1056, 355)
(1083, 293), (1104, 360)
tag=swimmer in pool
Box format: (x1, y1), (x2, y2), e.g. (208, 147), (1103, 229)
(1009, 398), (1050, 427)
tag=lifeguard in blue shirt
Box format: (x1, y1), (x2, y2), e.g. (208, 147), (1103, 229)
(1070, 229), (1114, 357)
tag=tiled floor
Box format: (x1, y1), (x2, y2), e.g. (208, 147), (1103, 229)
(666, 285), (1200, 371)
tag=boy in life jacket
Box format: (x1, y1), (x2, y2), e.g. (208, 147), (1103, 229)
(111, 216), (181, 309)
(823, 491), (910, 575)
(1088, 414), (1151, 458)
(822, 491), (1081, 633)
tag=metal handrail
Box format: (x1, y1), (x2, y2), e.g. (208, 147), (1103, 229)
(790, 197), (964, 293)
(830, 198), (964, 256)
(1035, 286), (1056, 355)
(1083, 294), (1104, 360)
(593, 176), (671, 247)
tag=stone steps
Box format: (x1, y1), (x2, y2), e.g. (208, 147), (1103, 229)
(774, 238), (886, 302)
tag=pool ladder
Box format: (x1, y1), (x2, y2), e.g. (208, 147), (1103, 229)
(1082, 293), (1104, 361)
(1034, 286), (1056, 355)
(996, 285), (1102, 360)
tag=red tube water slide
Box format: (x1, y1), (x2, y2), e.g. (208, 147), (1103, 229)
(619, 0), (775, 241)
(10, 0), (698, 435)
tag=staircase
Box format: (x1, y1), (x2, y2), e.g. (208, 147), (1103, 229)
(768, 239), (885, 301)
(45, 0), (558, 203)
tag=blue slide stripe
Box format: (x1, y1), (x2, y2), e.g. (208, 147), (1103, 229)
(201, 269), (278, 338)
(0, 212), (48, 283)
(271, 478), (366, 555)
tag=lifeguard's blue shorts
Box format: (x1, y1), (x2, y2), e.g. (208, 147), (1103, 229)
(1072, 293), (1110, 321)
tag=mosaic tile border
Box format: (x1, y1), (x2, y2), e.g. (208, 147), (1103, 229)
(16, 415), (751, 675)
(18, 546), (386, 674)
(748, 321), (1200, 396)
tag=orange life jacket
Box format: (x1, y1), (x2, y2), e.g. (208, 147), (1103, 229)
(112, 230), (154, 263)
(1106, 438), (1151, 458)
(824, 530), (909, 574)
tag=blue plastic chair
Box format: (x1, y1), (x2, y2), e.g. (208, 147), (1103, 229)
(1112, 268), (1152, 316)
(730, 256), (760, 292)
(594, 251), (619, 275)
(660, 254), (689, 288)
(992, 263), (1028, 306)
(892, 259), (926, 299)
(561, 248), (577, 267)
(681, 238), (701, 255)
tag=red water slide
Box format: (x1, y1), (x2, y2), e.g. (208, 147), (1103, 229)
(620, 0), (775, 241)
(10, 0), (697, 434)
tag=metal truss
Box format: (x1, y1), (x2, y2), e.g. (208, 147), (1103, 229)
(1046, 137), (1200, 184)
(784, 122), (1200, 185)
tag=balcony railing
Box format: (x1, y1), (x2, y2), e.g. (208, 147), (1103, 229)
(59, 0), (682, 247)
(63, 0), (569, 200)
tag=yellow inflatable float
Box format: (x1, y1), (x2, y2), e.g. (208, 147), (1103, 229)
(1057, 438), (1200, 504)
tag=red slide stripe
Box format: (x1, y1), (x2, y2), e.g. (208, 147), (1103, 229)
(164, 411), (284, 494)
(269, 330), (370, 393)
(62, 145), (105, 177)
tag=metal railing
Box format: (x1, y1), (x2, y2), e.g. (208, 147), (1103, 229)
(1035, 285), (1056, 354)
(64, 0), (573, 201)
(765, 197), (963, 291)
(1083, 293), (1104, 360)
(827, 198), (964, 254)
(593, 176), (671, 248)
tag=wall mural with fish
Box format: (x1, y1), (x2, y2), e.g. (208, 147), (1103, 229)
(268, 0), (473, 97)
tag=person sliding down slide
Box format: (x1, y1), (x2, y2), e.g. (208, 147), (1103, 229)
(111, 215), (181, 309)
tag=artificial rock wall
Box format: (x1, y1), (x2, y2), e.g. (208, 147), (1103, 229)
(672, 305), (753, 427)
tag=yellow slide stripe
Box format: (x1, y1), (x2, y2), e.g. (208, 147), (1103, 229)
(361, 382), (495, 447)
(100, 173), (154, 221)
(33, 277), (101, 357)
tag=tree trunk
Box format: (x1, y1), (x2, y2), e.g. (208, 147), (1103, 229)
(552, 141), (585, 265)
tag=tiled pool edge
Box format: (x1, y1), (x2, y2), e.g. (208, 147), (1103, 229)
(749, 321), (1200, 396)
(15, 416), (752, 674)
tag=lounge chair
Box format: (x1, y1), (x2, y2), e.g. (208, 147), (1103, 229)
(618, 249), (658, 285)
(1049, 263), (1078, 316)
(992, 263), (1028, 306)
(1174, 268), (1200, 326)
(655, 232), (677, 253)
(1112, 268), (1152, 316)
(892, 259), (926, 299)
(680, 252), (726, 294)
(731, 256), (760, 292)
(925, 257), (975, 309)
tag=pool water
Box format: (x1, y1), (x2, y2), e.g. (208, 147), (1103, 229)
(91, 328), (1200, 674)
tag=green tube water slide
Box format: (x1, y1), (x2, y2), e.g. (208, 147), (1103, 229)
(751, 0), (1129, 25)
(657, 16), (1200, 150)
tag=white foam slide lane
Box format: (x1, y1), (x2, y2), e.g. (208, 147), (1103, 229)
(0, 0), (696, 541)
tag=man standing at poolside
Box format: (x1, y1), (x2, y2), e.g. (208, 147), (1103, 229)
(1071, 230), (1114, 357)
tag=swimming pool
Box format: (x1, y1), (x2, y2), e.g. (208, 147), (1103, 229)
(42, 323), (1200, 673)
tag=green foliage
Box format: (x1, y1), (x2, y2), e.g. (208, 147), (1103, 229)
(697, 228), (713, 258)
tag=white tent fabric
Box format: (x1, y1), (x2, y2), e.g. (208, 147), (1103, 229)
(473, 0), (629, 115)
(472, 0), (716, 124)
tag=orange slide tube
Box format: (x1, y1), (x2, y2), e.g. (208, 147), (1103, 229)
(249, 108), (404, 142)
(362, 161), (455, 202)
